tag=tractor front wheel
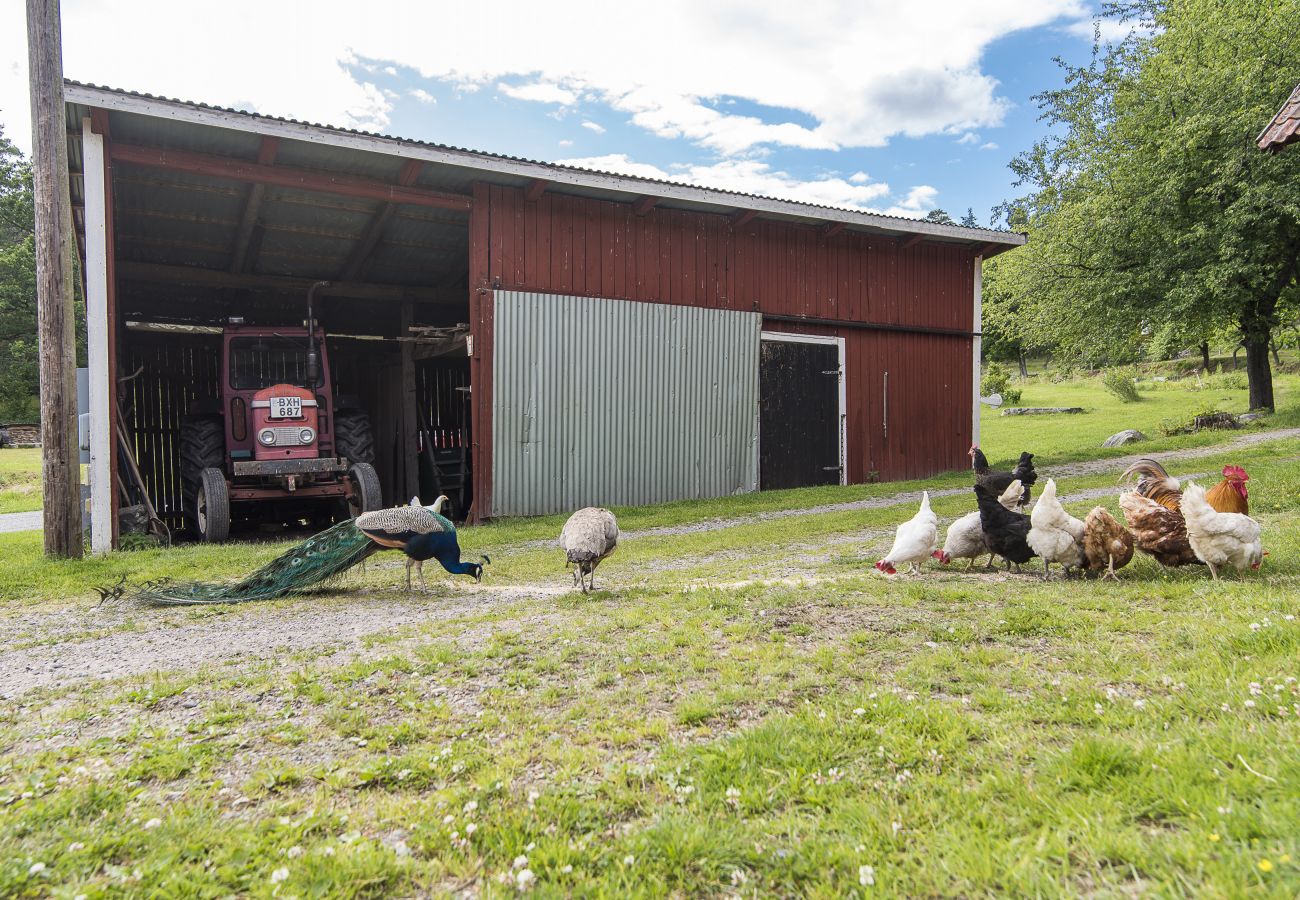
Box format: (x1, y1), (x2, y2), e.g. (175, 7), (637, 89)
(346, 462), (382, 518)
(195, 468), (231, 542)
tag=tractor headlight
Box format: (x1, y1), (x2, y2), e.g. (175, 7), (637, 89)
(259, 428), (276, 446)
(298, 427), (315, 444)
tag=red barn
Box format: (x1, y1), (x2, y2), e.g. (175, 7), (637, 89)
(63, 82), (1023, 548)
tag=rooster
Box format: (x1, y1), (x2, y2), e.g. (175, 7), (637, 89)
(935, 480), (1026, 569)
(970, 446), (1038, 506)
(1181, 482), (1264, 579)
(1118, 458), (1251, 568)
(559, 507), (620, 592)
(974, 483), (1037, 573)
(876, 492), (938, 575)
(1027, 479), (1086, 580)
(1119, 459), (1250, 515)
(1082, 507), (1134, 580)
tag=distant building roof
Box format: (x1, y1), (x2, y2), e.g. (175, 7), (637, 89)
(1257, 83), (1300, 152)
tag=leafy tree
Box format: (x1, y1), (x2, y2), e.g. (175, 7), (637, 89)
(0, 126), (39, 420)
(0, 126), (85, 421)
(922, 208), (956, 225)
(960, 207), (979, 228)
(994, 0), (1300, 410)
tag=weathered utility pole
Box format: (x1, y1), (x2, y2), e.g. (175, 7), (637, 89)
(27, 0), (83, 558)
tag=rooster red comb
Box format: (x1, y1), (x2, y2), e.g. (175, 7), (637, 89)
(1222, 465), (1249, 482)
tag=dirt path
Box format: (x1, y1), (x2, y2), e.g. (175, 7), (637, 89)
(0, 583), (566, 700)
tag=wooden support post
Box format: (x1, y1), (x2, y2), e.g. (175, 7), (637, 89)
(89, 108), (118, 548)
(399, 302), (420, 502)
(81, 117), (112, 554)
(27, 0), (83, 558)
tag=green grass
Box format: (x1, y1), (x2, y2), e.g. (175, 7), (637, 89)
(0, 448), (41, 514)
(978, 368), (1300, 466)
(2, 377), (1300, 895)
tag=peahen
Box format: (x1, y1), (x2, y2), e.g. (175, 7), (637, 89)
(132, 495), (487, 605)
(558, 507), (619, 592)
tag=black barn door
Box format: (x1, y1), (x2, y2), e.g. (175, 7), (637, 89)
(759, 339), (841, 490)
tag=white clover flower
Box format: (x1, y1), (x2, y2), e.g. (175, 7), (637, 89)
(623, 854), (636, 865)
(859, 864), (876, 886)
(561, 864), (573, 874)
(270, 867), (289, 884)
(463, 800), (478, 814)
(143, 818), (162, 830)
(515, 869), (536, 891)
(68, 842), (85, 852)
(443, 815), (454, 825)
(466, 823), (478, 836)
(28, 863), (46, 876)
(513, 854), (529, 870)
(286, 846), (303, 859)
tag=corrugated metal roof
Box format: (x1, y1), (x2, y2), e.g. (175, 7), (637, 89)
(1258, 83), (1300, 152)
(491, 292), (760, 516)
(63, 80), (1024, 246)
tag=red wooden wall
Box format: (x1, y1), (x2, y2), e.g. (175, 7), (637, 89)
(468, 183), (978, 516)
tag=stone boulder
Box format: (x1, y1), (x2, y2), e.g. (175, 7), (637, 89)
(1000, 407), (1085, 416)
(1237, 412), (1267, 424)
(1102, 429), (1146, 448)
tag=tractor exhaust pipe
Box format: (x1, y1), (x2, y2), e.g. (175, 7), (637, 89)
(306, 281), (329, 384)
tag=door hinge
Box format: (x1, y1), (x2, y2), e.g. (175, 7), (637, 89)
(822, 465), (843, 471)
(822, 368), (841, 376)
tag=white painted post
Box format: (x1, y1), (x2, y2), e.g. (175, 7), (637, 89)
(972, 255), (983, 447)
(81, 117), (112, 554)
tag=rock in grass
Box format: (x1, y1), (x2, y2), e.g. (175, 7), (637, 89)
(1102, 429), (1146, 448)
(1000, 407), (1085, 416)
(1237, 412), (1267, 424)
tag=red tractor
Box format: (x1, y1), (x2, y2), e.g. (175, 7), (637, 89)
(179, 285), (382, 541)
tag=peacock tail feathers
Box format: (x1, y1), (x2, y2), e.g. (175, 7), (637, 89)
(133, 518), (378, 606)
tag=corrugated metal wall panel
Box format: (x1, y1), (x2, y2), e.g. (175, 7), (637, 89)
(491, 291), (760, 517)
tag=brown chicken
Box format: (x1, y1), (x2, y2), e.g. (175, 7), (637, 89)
(1082, 506), (1135, 579)
(1116, 458), (1250, 568)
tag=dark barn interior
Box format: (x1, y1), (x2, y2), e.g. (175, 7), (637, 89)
(71, 104), (477, 531)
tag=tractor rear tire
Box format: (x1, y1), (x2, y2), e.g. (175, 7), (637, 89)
(334, 409), (375, 466)
(180, 415), (225, 537)
(194, 467), (231, 542)
(346, 462), (382, 518)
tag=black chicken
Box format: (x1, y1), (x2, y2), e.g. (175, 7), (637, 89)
(974, 483), (1038, 573)
(970, 446), (1038, 507)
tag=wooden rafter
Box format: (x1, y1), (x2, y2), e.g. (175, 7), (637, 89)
(899, 233), (925, 251)
(117, 260), (449, 303)
(632, 195), (658, 216)
(730, 209), (759, 229)
(823, 222), (846, 239)
(229, 136), (279, 273)
(340, 158), (426, 281)
(109, 143), (473, 211)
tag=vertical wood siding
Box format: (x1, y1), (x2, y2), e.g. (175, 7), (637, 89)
(468, 184), (977, 515)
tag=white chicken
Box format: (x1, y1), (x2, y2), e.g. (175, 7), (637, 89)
(876, 492), (938, 575)
(1181, 482), (1264, 579)
(1027, 479), (1086, 580)
(935, 480), (1027, 569)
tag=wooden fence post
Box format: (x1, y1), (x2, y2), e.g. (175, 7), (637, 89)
(27, 0), (84, 558)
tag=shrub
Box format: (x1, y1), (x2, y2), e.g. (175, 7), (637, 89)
(1101, 367), (1141, 403)
(981, 363), (1022, 405)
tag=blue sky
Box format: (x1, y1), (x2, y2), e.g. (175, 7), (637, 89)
(0, 1), (1131, 227)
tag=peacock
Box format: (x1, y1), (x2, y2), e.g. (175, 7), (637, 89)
(558, 507), (619, 592)
(131, 495), (487, 605)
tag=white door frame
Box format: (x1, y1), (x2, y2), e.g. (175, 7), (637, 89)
(758, 330), (848, 486)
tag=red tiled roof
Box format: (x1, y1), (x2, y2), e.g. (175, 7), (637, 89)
(1257, 83), (1300, 152)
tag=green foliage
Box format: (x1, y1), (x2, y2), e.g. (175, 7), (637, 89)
(1100, 367), (1141, 403)
(980, 362), (1022, 404)
(922, 208), (955, 225)
(994, 0), (1300, 409)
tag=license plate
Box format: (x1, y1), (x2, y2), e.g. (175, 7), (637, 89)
(269, 396), (302, 419)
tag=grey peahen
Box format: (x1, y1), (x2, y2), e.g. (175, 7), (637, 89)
(558, 507), (619, 592)
(133, 495), (487, 605)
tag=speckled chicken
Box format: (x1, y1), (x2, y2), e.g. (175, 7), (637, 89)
(1082, 506), (1134, 580)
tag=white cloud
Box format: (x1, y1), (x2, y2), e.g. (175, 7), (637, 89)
(497, 81), (578, 105)
(383, 65), (398, 76)
(581, 120), (605, 133)
(848, 171), (870, 184)
(0, 0), (1087, 155)
(876, 184), (938, 218)
(956, 132), (980, 145)
(979, 141), (999, 150)
(1064, 17), (1147, 43)
(558, 139), (574, 147)
(409, 88), (436, 104)
(554, 153), (921, 212)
